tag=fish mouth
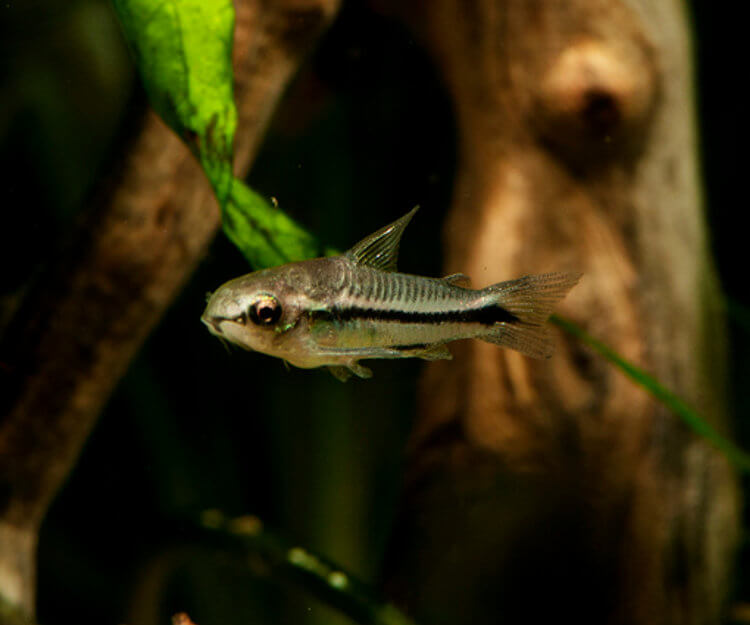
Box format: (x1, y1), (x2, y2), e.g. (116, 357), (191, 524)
(201, 315), (222, 335)
(201, 316), (253, 353)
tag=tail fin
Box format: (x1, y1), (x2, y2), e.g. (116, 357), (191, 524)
(481, 272), (581, 359)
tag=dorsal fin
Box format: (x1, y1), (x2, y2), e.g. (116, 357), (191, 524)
(345, 207), (418, 272)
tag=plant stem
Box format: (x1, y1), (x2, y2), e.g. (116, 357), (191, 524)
(197, 511), (416, 625)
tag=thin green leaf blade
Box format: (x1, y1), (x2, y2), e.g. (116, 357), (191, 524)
(112, 0), (237, 205)
(224, 180), (321, 268)
(551, 314), (750, 472)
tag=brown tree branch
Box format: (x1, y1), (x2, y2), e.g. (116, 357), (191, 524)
(382, 1), (738, 623)
(0, 0), (340, 617)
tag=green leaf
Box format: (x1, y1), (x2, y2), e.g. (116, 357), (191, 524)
(551, 314), (750, 472)
(112, 0), (237, 205)
(223, 180), (321, 268)
(112, 0), (323, 268)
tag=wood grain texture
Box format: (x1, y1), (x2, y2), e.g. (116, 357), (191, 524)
(382, 1), (738, 623)
(0, 0), (340, 615)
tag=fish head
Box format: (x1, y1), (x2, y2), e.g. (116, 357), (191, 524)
(201, 267), (296, 352)
(201, 260), (335, 362)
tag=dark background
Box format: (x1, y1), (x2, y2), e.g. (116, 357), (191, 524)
(0, 0), (746, 623)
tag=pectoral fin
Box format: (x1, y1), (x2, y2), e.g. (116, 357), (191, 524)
(328, 366), (353, 382)
(349, 363), (373, 378)
(327, 363), (374, 382)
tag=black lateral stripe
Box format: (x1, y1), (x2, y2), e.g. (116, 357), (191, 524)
(332, 304), (520, 325)
(392, 343), (429, 351)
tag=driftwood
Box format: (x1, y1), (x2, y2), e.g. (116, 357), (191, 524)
(382, 1), (739, 623)
(0, 0), (340, 616)
(0, 0), (739, 623)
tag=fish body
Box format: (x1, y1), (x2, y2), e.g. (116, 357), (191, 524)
(202, 208), (580, 381)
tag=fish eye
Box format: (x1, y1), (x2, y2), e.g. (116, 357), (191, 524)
(249, 294), (282, 326)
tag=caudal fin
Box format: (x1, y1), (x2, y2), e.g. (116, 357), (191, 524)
(480, 272), (581, 359)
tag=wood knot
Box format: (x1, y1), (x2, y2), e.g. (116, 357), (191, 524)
(533, 39), (658, 169)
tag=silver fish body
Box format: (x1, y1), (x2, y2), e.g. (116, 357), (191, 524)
(202, 208), (580, 381)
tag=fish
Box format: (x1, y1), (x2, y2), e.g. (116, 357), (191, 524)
(201, 208), (581, 381)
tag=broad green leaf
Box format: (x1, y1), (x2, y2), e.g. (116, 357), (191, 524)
(224, 180), (320, 268)
(551, 314), (750, 472)
(112, 0), (237, 205)
(112, 0), (322, 267)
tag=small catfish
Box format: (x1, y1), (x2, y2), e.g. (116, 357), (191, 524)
(202, 208), (580, 381)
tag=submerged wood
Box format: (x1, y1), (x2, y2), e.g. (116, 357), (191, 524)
(382, 1), (738, 623)
(0, 0), (340, 616)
